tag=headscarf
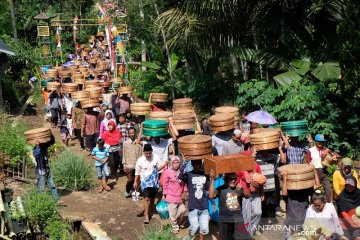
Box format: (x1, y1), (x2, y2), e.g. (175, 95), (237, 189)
(102, 110), (115, 130)
(169, 156), (182, 181)
(341, 157), (354, 178)
(101, 121), (122, 146)
(337, 175), (360, 212)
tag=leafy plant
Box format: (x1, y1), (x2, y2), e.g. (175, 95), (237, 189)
(0, 113), (28, 168)
(138, 224), (179, 240)
(51, 151), (94, 191)
(48, 143), (66, 158)
(23, 188), (57, 230)
(44, 217), (74, 240)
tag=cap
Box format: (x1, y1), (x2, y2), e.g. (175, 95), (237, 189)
(314, 134), (327, 142)
(233, 129), (242, 136)
(346, 177), (356, 187)
(143, 143), (153, 152)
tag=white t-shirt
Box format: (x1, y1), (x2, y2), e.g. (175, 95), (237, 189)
(64, 95), (73, 115)
(144, 138), (172, 165)
(135, 154), (160, 181)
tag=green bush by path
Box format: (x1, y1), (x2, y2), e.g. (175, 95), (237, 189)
(51, 151), (94, 191)
(44, 217), (74, 240)
(138, 224), (179, 240)
(23, 189), (57, 230)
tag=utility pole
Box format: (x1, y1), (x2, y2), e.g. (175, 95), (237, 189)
(9, 0), (18, 42)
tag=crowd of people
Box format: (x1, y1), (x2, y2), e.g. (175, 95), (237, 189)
(30, 32), (360, 240)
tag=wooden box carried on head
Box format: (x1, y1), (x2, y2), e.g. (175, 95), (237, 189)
(204, 153), (255, 175)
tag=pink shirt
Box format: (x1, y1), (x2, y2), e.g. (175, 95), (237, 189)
(162, 168), (187, 203)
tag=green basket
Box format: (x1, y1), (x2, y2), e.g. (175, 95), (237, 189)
(280, 120), (308, 137)
(143, 128), (168, 137)
(143, 120), (168, 129)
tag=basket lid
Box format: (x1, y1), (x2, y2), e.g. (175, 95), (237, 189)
(215, 106), (239, 113)
(178, 135), (211, 144)
(173, 98), (192, 104)
(278, 164), (314, 174)
(209, 114), (234, 122)
(25, 127), (51, 136)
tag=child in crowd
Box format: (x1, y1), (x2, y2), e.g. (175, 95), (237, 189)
(91, 138), (111, 193)
(209, 171), (250, 240)
(179, 160), (210, 240)
(60, 112), (73, 146)
(162, 156), (187, 234)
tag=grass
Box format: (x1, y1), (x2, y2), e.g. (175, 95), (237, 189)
(51, 151), (94, 191)
(138, 224), (179, 240)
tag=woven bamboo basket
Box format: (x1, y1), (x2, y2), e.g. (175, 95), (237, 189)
(97, 32), (105, 37)
(71, 91), (89, 100)
(89, 91), (102, 99)
(278, 164), (315, 190)
(47, 82), (61, 91)
(150, 93), (168, 103)
(118, 86), (132, 95)
(110, 78), (124, 84)
(250, 131), (280, 150)
(89, 58), (97, 64)
(99, 81), (112, 88)
(62, 83), (78, 93)
(79, 44), (86, 49)
(93, 69), (105, 76)
(24, 127), (52, 144)
(172, 117), (194, 130)
(142, 120), (169, 137)
(58, 70), (71, 78)
(149, 111), (173, 121)
(252, 128), (281, 134)
(178, 135), (212, 160)
(173, 109), (194, 118)
(84, 48), (92, 53)
(81, 99), (99, 109)
(215, 106), (240, 120)
(209, 114), (234, 132)
(280, 120), (308, 137)
(131, 103), (152, 115)
(45, 69), (58, 78)
(81, 51), (89, 57)
(85, 80), (100, 88)
(73, 60), (82, 66)
(173, 98), (193, 111)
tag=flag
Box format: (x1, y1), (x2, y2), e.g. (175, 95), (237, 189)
(73, 15), (78, 44)
(55, 27), (63, 64)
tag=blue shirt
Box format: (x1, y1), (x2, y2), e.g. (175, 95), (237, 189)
(91, 147), (109, 166)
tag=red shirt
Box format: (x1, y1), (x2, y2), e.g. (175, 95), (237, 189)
(237, 163), (262, 191)
(101, 122), (122, 145)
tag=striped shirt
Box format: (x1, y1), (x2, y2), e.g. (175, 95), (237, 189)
(256, 154), (277, 192)
(286, 143), (308, 164)
(117, 121), (132, 143)
(91, 146), (109, 167)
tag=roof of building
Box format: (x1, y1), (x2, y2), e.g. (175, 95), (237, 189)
(34, 12), (50, 20)
(0, 40), (15, 56)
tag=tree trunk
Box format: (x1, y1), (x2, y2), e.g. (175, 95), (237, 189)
(139, 3), (147, 71)
(9, 0), (18, 42)
(153, 2), (175, 99)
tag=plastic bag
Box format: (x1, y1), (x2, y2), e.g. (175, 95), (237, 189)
(156, 200), (169, 219)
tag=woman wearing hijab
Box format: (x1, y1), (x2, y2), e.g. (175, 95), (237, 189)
(101, 121), (122, 183)
(338, 176), (360, 228)
(99, 110), (116, 136)
(162, 156), (187, 234)
(333, 158), (360, 200)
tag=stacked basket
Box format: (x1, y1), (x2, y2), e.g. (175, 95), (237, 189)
(178, 135), (212, 160)
(143, 120), (168, 137)
(131, 103), (152, 115)
(278, 164), (315, 190)
(47, 82), (60, 91)
(209, 114), (234, 132)
(250, 131), (280, 151)
(71, 91), (89, 102)
(150, 93), (168, 103)
(280, 120), (308, 137)
(172, 98), (193, 111)
(24, 128), (52, 144)
(149, 111), (173, 121)
(62, 83), (78, 93)
(118, 86), (132, 95)
(172, 110), (195, 130)
(215, 106), (239, 120)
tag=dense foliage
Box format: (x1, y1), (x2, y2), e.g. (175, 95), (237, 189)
(51, 151), (94, 191)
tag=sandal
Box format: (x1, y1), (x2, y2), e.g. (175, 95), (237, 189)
(104, 185), (111, 191)
(98, 187), (104, 193)
(143, 219), (149, 224)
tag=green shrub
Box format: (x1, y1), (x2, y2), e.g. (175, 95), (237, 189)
(0, 114), (28, 168)
(51, 151), (94, 191)
(48, 143), (66, 158)
(44, 217), (73, 240)
(138, 224), (179, 240)
(23, 189), (57, 230)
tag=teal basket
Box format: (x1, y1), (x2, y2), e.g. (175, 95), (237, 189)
(143, 128), (168, 137)
(143, 120), (168, 129)
(280, 120), (308, 137)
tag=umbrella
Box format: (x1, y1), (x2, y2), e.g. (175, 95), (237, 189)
(245, 109), (277, 125)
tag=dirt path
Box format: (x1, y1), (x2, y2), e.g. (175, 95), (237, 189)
(17, 98), (286, 240)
